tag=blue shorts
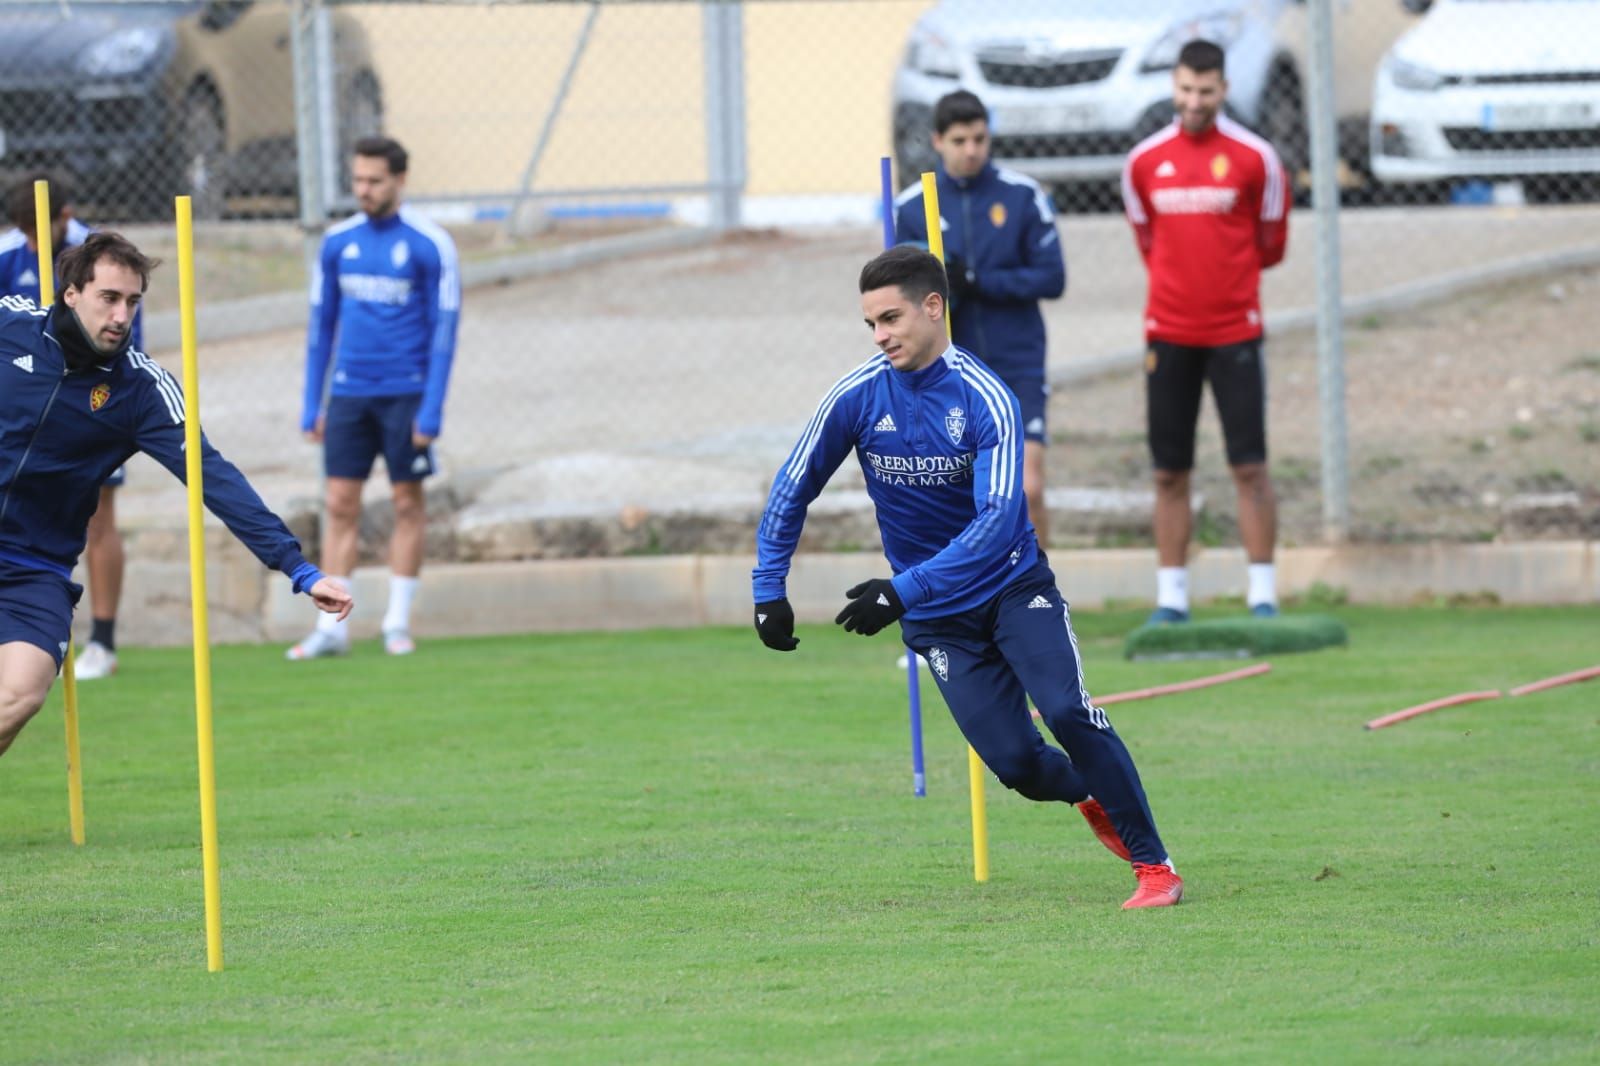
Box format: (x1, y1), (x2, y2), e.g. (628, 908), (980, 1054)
(993, 366), (1048, 444)
(104, 464), (126, 489)
(324, 394), (435, 482)
(0, 561), (82, 668)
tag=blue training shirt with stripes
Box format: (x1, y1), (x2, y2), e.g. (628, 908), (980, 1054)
(753, 344), (1039, 619)
(303, 206), (461, 437)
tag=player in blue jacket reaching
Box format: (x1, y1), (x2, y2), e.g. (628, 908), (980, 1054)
(752, 246), (1181, 909)
(0, 233), (352, 762)
(290, 137), (460, 661)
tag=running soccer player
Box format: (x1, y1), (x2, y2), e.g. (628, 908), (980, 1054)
(1122, 39), (1291, 623)
(0, 233), (351, 761)
(752, 246), (1182, 909)
(1, 174), (135, 679)
(290, 136), (460, 660)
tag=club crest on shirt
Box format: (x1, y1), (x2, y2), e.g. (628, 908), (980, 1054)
(989, 202), (1007, 228)
(945, 406), (966, 444)
(1211, 153), (1230, 181)
(89, 383), (110, 411)
(391, 240), (410, 269)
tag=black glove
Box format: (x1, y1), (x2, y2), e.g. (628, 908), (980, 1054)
(944, 255), (980, 305)
(754, 598), (799, 651)
(834, 579), (906, 636)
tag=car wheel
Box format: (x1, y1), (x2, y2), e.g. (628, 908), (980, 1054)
(893, 103), (937, 193)
(1260, 61), (1308, 193)
(180, 88), (227, 221)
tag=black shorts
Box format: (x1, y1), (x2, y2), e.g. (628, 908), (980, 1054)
(323, 394), (435, 482)
(1145, 337), (1267, 471)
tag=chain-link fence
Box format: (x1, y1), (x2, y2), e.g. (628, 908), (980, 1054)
(0, 0), (1595, 567)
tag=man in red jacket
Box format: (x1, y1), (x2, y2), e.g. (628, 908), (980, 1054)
(1121, 38), (1290, 624)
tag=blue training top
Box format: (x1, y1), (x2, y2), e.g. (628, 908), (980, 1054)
(302, 206), (461, 437)
(893, 162), (1064, 379)
(0, 297), (318, 592)
(0, 219), (143, 349)
(753, 344), (1039, 620)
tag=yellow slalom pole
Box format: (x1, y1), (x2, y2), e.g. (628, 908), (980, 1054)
(176, 196), (224, 972)
(36, 180), (85, 847)
(919, 173), (990, 884)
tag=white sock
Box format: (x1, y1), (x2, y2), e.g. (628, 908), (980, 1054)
(315, 576), (351, 638)
(383, 575), (420, 634)
(1248, 563), (1277, 608)
(1157, 567), (1189, 612)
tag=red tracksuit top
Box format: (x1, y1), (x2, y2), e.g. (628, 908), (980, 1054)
(1121, 115), (1290, 347)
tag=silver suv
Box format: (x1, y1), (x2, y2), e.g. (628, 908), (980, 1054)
(891, 0), (1417, 200)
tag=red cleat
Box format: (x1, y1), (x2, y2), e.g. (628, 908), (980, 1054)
(1078, 798), (1132, 862)
(1123, 862), (1184, 909)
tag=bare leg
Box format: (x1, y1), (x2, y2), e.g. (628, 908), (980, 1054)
(0, 642), (63, 759)
(1231, 462), (1277, 564)
(389, 481), (426, 579)
(1153, 468), (1192, 568)
(1023, 440), (1048, 549)
(85, 485), (124, 628)
(322, 477), (365, 576)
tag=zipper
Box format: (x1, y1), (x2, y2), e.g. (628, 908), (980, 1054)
(0, 368), (66, 528)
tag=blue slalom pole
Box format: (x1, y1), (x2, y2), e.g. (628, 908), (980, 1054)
(881, 155), (926, 798)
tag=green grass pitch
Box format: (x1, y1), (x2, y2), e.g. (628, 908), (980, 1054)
(3, 606), (1597, 1063)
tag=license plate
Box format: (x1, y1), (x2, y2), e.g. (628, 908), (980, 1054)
(993, 102), (1102, 136)
(1482, 102), (1594, 131)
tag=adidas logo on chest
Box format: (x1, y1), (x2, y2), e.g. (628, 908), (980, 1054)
(874, 413), (896, 433)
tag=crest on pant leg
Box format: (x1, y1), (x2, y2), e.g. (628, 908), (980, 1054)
(945, 407), (965, 445)
(928, 647), (949, 681)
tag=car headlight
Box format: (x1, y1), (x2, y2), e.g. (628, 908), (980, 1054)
(1386, 56), (1445, 92)
(77, 27), (166, 78)
(906, 29), (961, 80)
(1141, 12), (1246, 73)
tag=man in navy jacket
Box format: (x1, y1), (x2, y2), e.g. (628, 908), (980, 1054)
(0, 233), (351, 762)
(752, 246), (1181, 910)
(895, 90), (1066, 547)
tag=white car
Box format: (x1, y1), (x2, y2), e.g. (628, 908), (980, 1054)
(1371, 0), (1600, 190)
(891, 0), (1414, 198)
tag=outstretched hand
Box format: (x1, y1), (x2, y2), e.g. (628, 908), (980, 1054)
(834, 579), (905, 636)
(309, 577), (354, 621)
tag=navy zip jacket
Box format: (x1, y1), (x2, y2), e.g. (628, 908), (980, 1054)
(754, 345), (1038, 619)
(893, 162), (1065, 377)
(0, 297), (316, 589)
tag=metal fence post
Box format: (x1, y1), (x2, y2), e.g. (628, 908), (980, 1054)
(702, 0), (747, 232)
(1305, 0), (1350, 542)
(290, 0), (326, 267)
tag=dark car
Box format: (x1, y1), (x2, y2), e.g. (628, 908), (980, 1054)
(0, 0), (382, 220)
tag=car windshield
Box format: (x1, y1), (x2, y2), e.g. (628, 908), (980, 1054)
(3, 1), (201, 11)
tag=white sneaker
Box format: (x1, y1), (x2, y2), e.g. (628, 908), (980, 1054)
(286, 630), (349, 661)
(894, 652), (930, 672)
(383, 630), (415, 656)
(73, 641), (118, 680)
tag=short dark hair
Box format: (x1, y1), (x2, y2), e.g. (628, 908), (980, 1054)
(860, 245), (949, 308)
(1177, 39), (1226, 76)
(4, 171), (74, 232)
(58, 232), (158, 295)
(933, 90), (988, 135)
(353, 135), (408, 176)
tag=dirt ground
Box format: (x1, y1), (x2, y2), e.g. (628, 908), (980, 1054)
(1050, 264), (1600, 548)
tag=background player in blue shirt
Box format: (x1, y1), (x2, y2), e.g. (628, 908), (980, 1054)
(895, 90), (1066, 549)
(0, 233), (351, 762)
(752, 247), (1182, 909)
(290, 137), (461, 660)
(1, 175), (135, 681)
